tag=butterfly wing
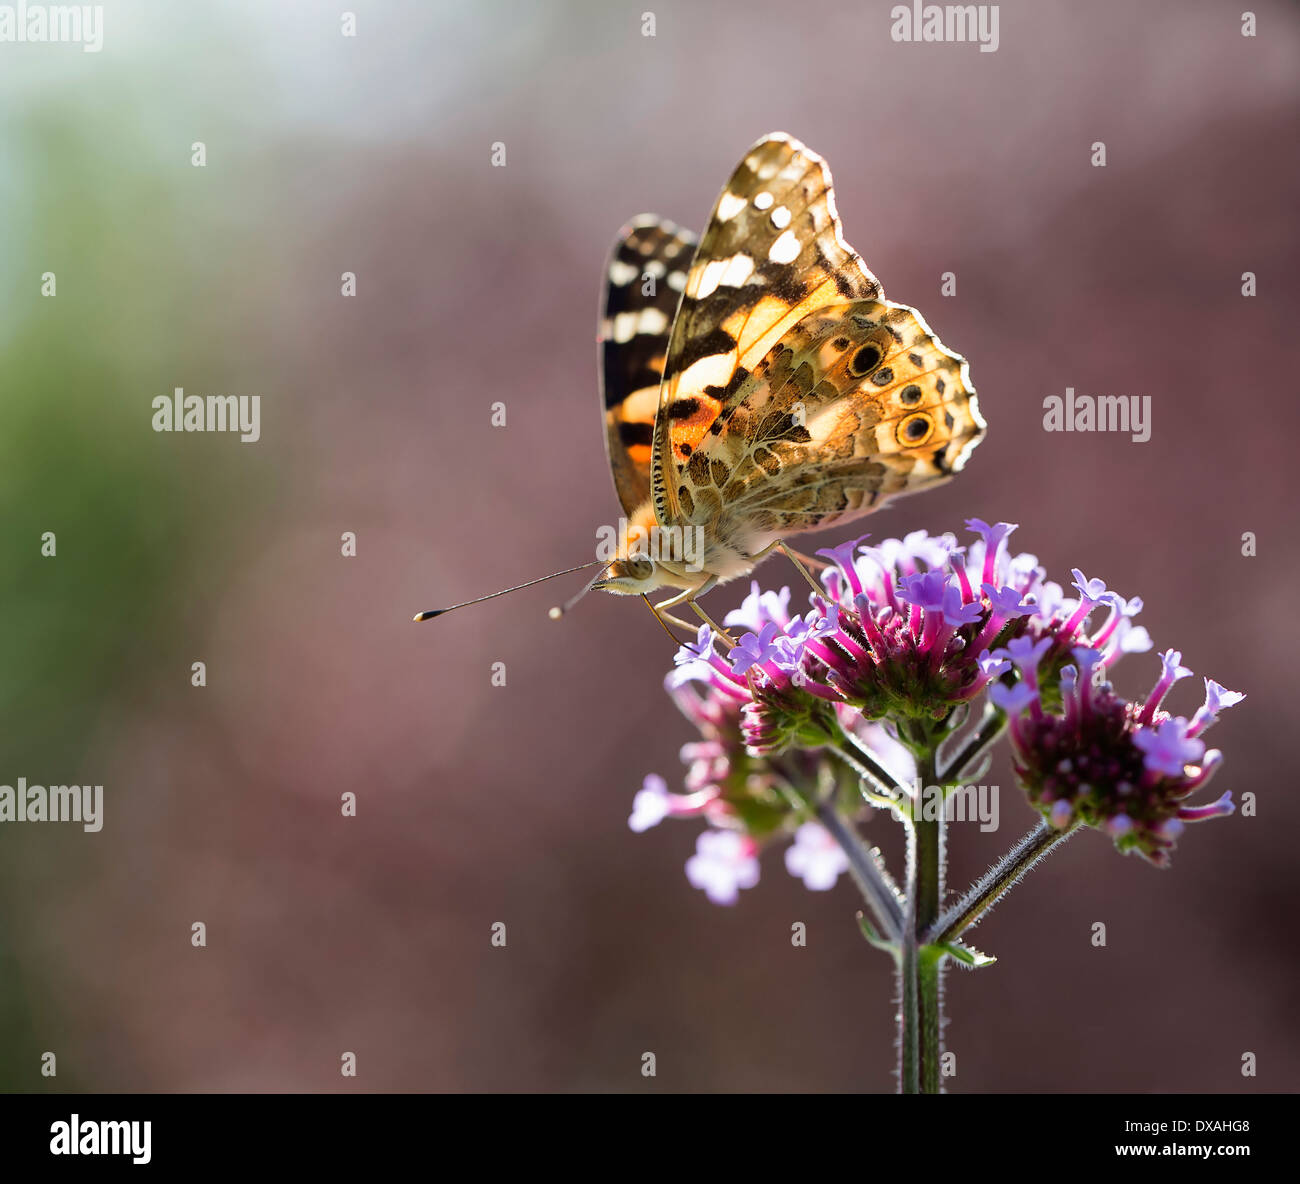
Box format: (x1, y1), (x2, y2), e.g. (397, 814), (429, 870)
(650, 132), (985, 547)
(649, 133), (884, 522)
(674, 299), (985, 544)
(598, 216), (698, 516)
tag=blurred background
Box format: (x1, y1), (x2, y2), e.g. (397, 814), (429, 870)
(1, 0), (1297, 1092)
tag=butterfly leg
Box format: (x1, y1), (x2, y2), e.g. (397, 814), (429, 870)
(685, 579), (738, 646)
(656, 579), (735, 647)
(746, 539), (824, 597)
(641, 594), (695, 640)
(776, 542), (828, 596)
(781, 543), (831, 573)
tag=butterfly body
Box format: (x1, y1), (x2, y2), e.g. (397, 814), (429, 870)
(594, 134), (986, 618)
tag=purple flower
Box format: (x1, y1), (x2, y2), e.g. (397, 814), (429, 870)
(965, 519), (1018, 584)
(784, 822), (850, 891)
(790, 520), (1061, 718)
(676, 623), (715, 664)
(982, 582), (1035, 618)
(774, 604), (840, 669)
(1189, 679), (1246, 737)
(1177, 790), (1235, 823)
(1138, 649), (1194, 724)
(724, 581), (792, 633)
(1134, 718), (1206, 777)
(629, 774), (672, 832)
(1070, 568), (1111, 604)
(978, 649), (1012, 679)
(730, 623), (783, 677)
(996, 648), (1241, 866)
(990, 680), (1039, 716)
(897, 569), (949, 615)
(816, 534), (872, 598)
(686, 830), (760, 905)
(634, 517), (1243, 890)
(999, 634), (1053, 678)
(628, 772), (718, 832)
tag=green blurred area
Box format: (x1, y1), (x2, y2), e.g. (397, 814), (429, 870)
(0, 89), (270, 1089)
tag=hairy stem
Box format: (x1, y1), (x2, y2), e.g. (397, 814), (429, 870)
(815, 799), (904, 942)
(939, 706), (1007, 783)
(898, 722), (945, 1093)
(828, 737), (904, 805)
(925, 821), (1080, 946)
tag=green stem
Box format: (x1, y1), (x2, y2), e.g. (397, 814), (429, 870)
(925, 820), (1080, 946)
(815, 799), (904, 942)
(939, 706), (1006, 783)
(827, 737), (903, 806)
(899, 722), (944, 1094)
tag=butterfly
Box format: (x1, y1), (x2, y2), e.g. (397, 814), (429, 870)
(593, 132), (985, 634)
(416, 134), (985, 636)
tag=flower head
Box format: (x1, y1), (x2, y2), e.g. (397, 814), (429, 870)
(798, 521), (1058, 720)
(997, 647), (1241, 866)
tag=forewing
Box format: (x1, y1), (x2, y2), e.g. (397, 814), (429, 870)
(598, 216), (698, 515)
(650, 133), (883, 521)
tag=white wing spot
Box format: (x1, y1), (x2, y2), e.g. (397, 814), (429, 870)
(638, 308), (669, 335)
(694, 259), (726, 300)
(678, 352), (737, 394)
(770, 206), (791, 230)
(720, 253), (754, 287)
(609, 259), (638, 285)
(695, 254), (754, 299)
(768, 230), (800, 264)
(643, 260), (666, 278)
(613, 308), (669, 343)
(753, 192), (774, 210)
(716, 192), (747, 221)
(667, 271), (687, 292)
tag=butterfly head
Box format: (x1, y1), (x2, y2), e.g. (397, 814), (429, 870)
(590, 552), (662, 597)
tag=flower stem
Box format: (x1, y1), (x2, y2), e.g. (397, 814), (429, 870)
(924, 820), (1080, 946)
(900, 723), (944, 1094)
(815, 799), (904, 942)
(827, 735), (903, 804)
(939, 705), (1006, 782)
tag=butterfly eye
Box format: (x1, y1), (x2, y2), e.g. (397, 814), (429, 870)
(898, 414), (934, 447)
(625, 554), (654, 581)
(848, 343), (883, 377)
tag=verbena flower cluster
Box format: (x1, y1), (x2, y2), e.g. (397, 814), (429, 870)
(630, 520), (1242, 901)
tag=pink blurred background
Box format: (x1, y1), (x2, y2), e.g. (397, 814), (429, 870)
(2, 0), (1297, 1091)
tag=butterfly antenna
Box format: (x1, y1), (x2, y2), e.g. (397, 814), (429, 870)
(413, 560), (603, 622)
(547, 569), (607, 620)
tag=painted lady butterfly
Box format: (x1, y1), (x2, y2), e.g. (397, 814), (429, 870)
(417, 134), (984, 634)
(594, 133), (985, 632)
